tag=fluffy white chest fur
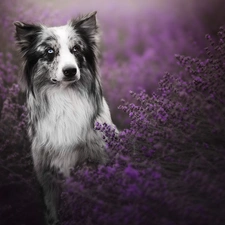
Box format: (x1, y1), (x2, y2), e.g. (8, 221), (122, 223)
(36, 88), (93, 150)
(29, 87), (112, 176)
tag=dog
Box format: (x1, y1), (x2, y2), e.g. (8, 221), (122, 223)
(14, 11), (116, 225)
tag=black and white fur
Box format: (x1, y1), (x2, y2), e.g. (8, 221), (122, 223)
(14, 12), (115, 225)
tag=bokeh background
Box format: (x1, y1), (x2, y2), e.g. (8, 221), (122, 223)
(1, 0), (225, 128)
(0, 0), (225, 225)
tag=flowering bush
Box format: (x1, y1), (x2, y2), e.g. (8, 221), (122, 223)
(60, 27), (225, 225)
(0, 0), (225, 225)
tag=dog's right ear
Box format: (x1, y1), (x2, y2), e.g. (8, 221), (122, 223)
(14, 21), (42, 53)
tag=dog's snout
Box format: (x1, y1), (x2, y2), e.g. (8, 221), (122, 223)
(63, 66), (77, 78)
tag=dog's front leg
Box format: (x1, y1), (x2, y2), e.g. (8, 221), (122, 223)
(37, 168), (61, 225)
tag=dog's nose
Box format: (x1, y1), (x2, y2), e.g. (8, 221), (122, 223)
(63, 66), (77, 78)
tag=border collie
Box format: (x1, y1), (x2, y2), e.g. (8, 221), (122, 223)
(14, 12), (115, 225)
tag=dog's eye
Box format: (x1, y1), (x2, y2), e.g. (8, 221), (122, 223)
(72, 45), (81, 54)
(45, 48), (55, 61)
(72, 46), (77, 53)
(47, 48), (54, 54)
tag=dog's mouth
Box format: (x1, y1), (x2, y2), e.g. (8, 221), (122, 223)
(63, 77), (78, 83)
(51, 78), (78, 84)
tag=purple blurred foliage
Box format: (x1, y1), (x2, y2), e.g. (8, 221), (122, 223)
(0, 0), (225, 224)
(61, 26), (225, 225)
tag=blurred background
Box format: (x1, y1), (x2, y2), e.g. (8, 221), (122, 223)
(0, 0), (225, 129)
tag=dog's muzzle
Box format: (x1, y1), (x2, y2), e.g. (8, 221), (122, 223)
(63, 66), (77, 78)
(62, 65), (79, 82)
(51, 65), (80, 84)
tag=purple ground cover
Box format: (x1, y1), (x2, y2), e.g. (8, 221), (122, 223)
(0, 0), (225, 224)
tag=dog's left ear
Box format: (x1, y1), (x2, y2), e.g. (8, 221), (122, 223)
(14, 21), (42, 53)
(69, 11), (99, 38)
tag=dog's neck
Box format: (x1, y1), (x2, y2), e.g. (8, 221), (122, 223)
(27, 86), (97, 146)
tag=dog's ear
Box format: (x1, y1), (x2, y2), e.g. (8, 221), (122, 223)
(14, 21), (42, 53)
(69, 11), (99, 38)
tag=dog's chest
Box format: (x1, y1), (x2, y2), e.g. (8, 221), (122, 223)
(33, 89), (94, 149)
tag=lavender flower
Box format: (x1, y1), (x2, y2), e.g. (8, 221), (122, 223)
(62, 26), (225, 225)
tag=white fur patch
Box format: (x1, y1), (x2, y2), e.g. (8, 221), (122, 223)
(48, 25), (81, 82)
(35, 87), (93, 150)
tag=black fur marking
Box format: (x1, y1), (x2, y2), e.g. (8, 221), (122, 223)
(45, 36), (57, 42)
(14, 22), (43, 95)
(70, 12), (103, 122)
(74, 51), (84, 69)
(77, 30), (98, 75)
(70, 12), (99, 77)
(24, 49), (43, 95)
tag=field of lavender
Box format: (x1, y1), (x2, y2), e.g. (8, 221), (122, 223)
(0, 0), (225, 225)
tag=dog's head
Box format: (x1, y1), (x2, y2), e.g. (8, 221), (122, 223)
(14, 12), (100, 93)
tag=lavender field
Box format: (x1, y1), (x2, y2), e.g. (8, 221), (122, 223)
(1, 0), (225, 224)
